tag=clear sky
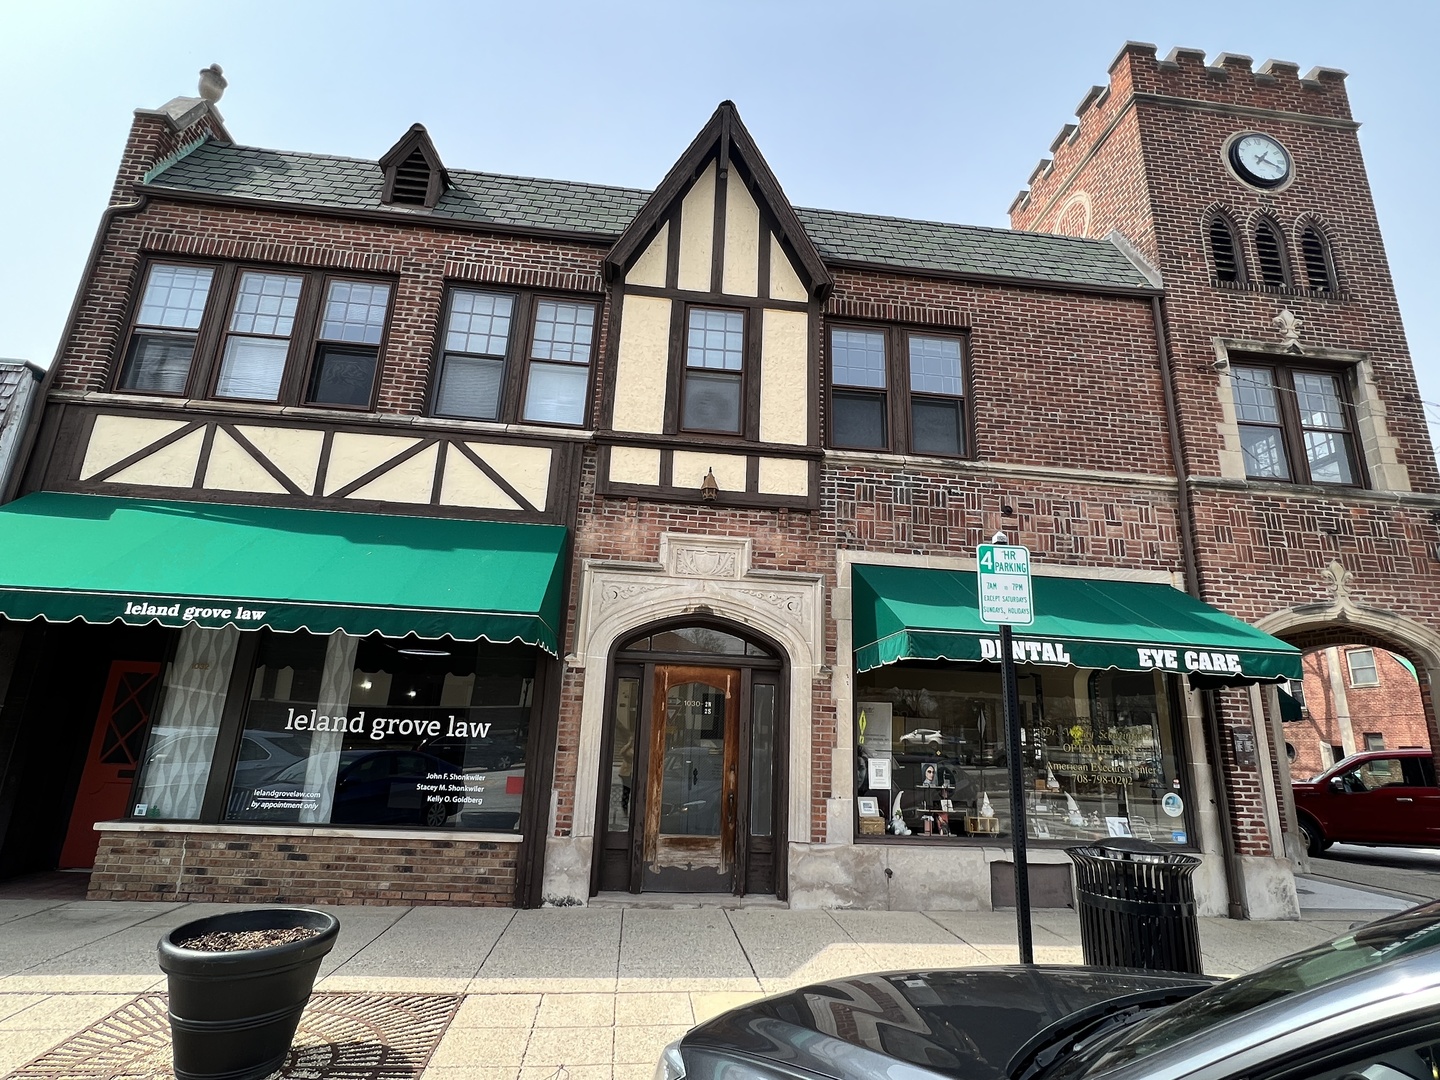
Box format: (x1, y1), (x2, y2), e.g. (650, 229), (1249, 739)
(3, 0), (1437, 448)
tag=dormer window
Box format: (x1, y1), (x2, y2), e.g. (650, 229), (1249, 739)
(379, 124), (449, 209)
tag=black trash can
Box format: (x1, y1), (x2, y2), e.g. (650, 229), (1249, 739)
(1067, 838), (1203, 973)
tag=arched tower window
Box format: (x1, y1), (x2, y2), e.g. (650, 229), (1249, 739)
(1299, 221), (1338, 294)
(1253, 219), (1291, 289)
(1207, 214), (1245, 285)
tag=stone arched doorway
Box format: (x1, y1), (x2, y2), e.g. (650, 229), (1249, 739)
(591, 618), (786, 896)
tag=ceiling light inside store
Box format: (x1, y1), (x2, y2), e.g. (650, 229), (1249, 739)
(397, 648), (450, 657)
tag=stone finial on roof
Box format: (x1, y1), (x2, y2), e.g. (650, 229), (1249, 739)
(199, 64), (226, 104)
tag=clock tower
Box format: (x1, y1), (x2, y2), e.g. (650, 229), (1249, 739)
(1012, 44), (1440, 893)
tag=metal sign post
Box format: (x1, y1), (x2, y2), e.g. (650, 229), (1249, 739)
(978, 533), (1034, 965)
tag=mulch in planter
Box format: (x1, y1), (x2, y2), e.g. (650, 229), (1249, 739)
(174, 927), (321, 952)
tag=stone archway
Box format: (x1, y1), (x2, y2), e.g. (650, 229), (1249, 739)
(541, 533), (825, 903)
(1253, 561), (1440, 867)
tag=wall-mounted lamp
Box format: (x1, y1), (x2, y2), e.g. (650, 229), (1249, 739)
(701, 468), (719, 502)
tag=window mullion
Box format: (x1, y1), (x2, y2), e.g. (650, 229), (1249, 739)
(190, 264), (236, 398)
(1276, 368), (1312, 483)
(501, 294), (534, 424)
(891, 329), (908, 454)
(284, 271), (326, 406)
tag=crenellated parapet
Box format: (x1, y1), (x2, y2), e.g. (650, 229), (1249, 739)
(1011, 42), (1352, 232)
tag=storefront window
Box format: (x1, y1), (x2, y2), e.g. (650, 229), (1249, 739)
(222, 631), (535, 831)
(132, 626), (241, 820)
(855, 663), (1189, 845)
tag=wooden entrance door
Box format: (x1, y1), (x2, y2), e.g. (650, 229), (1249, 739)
(642, 665), (739, 892)
(58, 660), (163, 869)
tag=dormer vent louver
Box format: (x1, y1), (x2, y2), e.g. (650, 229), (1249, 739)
(390, 149), (432, 206)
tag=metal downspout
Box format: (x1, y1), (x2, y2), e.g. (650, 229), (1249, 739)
(1151, 294), (1248, 920)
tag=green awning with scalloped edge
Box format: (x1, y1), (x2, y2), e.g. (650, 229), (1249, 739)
(853, 563), (1301, 685)
(0, 493), (567, 653)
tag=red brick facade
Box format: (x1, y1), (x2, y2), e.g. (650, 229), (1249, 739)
(4, 43), (1435, 914)
(1288, 647), (1430, 780)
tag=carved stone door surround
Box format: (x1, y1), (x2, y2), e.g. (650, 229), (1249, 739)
(554, 534), (824, 899)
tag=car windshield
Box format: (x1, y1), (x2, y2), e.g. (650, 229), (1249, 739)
(1046, 906), (1440, 1080)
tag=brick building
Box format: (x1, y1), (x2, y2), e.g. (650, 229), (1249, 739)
(0, 43), (1434, 917)
(1287, 646), (1430, 782)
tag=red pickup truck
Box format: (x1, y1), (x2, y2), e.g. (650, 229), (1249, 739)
(1291, 747), (1440, 856)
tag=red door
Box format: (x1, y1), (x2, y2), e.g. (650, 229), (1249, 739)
(58, 660), (163, 869)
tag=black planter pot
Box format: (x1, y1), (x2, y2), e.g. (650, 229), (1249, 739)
(157, 907), (340, 1080)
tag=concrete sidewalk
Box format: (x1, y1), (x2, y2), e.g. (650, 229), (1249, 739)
(0, 878), (1419, 1080)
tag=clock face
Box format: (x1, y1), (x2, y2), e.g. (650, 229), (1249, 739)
(1229, 133), (1292, 189)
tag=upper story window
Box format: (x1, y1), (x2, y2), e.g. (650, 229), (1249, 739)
(123, 265), (216, 394)
(682, 307), (745, 434)
(829, 324), (968, 457)
(1233, 361), (1359, 486)
(117, 261), (393, 409)
(1347, 648), (1379, 687)
(433, 288), (597, 426)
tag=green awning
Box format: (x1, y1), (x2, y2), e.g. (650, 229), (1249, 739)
(0, 493), (568, 654)
(853, 564), (1302, 684)
(1278, 688), (1305, 722)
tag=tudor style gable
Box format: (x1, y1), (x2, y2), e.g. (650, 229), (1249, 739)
(599, 102), (831, 509)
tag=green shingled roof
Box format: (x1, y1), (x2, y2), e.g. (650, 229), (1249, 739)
(145, 140), (1153, 291)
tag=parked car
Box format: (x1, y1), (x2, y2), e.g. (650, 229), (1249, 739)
(658, 901), (1440, 1080)
(1291, 747), (1440, 856)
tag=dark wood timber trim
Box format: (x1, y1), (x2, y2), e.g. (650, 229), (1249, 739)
(192, 421), (218, 488)
(313, 428), (335, 498)
(326, 436), (438, 499)
(665, 209), (682, 291)
(452, 440), (539, 513)
(219, 423), (306, 496)
(86, 420), (206, 484)
(663, 299), (685, 435)
(622, 283), (806, 312)
(430, 438), (448, 504)
(602, 103), (830, 298)
(757, 227), (772, 300)
(711, 116), (729, 295)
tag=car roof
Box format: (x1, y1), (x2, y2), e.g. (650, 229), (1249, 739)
(1101, 928), (1440, 1080)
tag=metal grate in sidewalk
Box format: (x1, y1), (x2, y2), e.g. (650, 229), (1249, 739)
(11, 992), (461, 1079)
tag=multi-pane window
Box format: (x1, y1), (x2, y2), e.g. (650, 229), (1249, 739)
(1347, 648), (1379, 687)
(828, 325), (968, 456)
(118, 264), (216, 393)
(831, 329), (887, 449)
(433, 289), (596, 426)
(524, 300), (596, 424)
(117, 261), (393, 408)
(682, 308), (745, 433)
(215, 272), (303, 400)
(1233, 362), (1359, 485)
(309, 281), (392, 407)
(909, 336), (965, 455)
